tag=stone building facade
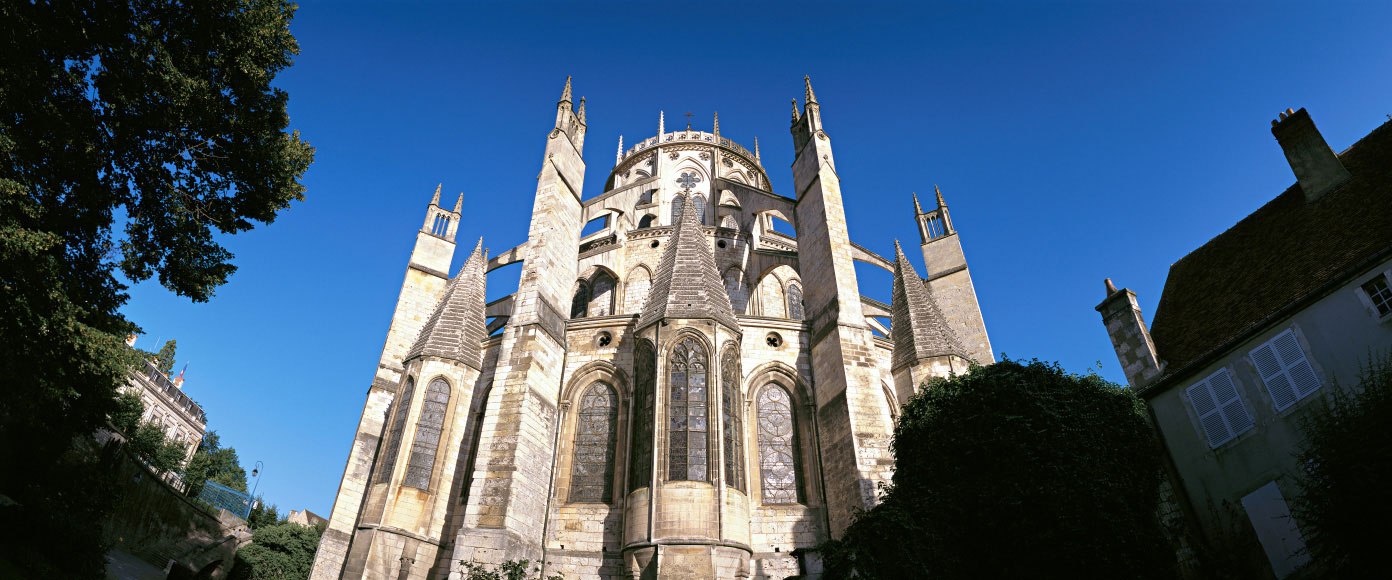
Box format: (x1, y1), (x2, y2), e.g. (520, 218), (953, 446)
(1098, 109), (1392, 578)
(121, 335), (207, 463)
(312, 77), (994, 580)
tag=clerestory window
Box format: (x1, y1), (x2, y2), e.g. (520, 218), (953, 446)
(570, 383), (619, 502)
(668, 337), (709, 482)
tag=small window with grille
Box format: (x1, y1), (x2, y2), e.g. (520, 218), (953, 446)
(1185, 368), (1253, 448)
(1362, 274), (1392, 319)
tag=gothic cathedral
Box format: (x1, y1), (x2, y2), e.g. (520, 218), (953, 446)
(310, 77), (993, 580)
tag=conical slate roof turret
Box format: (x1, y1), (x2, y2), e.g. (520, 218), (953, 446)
(406, 239), (488, 369)
(636, 194), (740, 332)
(890, 240), (969, 370)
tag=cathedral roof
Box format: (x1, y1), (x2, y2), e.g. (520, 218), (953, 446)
(406, 239), (487, 369)
(890, 240), (969, 370)
(1148, 118), (1392, 381)
(636, 193), (741, 332)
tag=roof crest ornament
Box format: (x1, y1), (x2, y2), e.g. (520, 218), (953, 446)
(754, 137), (761, 162)
(616, 135), (623, 165)
(658, 110), (664, 137)
(713, 111), (719, 140)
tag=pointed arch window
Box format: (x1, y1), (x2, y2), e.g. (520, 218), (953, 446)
(589, 273), (615, 317)
(668, 337), (709, 482)
(787, 283), (805, 320)
(671, 196), (685, 223)
(375, 378), (415, 484)
(403, 378), (450, 490)
(758, 384), (800, 503)
(721, 345), (746, 491)
(629, 340), (656, 492)
(637, 214), (656, 229)
(693, 195), (707, 225)
(570, 383), (619, 502)
(570, 281), (590, 319)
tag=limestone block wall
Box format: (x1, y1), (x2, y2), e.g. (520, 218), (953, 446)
(920, 233), (994, 364)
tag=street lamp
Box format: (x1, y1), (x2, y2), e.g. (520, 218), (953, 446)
(249, 460), (264, 515)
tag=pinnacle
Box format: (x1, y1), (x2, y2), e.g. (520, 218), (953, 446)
(559, 76), (573, 103)
(659, 110), (665, 135)
(616, 134), (624, 165)
(890, 240), (969, 369)
(713, 111), (720, 137)
(804, 75), (818, 104)
(431, 183), (442, 206)
(935, 184), (946, 209)
(577, 97), (586, 124)
(754, 137), (761, 162)
(635, 193), (740, 332)
(912, 192), (924, 214)
(790, 99), (800, 123)
(452, 192), (464, 214)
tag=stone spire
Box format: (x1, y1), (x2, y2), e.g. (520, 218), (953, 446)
(405, 239), (488, 369)
(890, 240), (968, 370)
(934, 184), (946, 209)
(658, 110), (665, 137)
(790, 99), (800, 124)
(636, 194), (740, 332)
(912, 191), (924, 214)
(804, 75), (818, 104)
(577, 97), (586, 125)
(754, 137), (761, 162)
(559, 75), (572, 104)
(431, 183), (442, 206)
(616, 135), (624, 165)
(452, 192), (464, 214)
(713, 111), (720, 139)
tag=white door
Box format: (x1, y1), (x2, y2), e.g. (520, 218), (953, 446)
(1240, 480), (1311, 578)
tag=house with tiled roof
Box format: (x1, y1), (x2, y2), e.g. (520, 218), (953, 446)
(1098, 108), (1392, 579)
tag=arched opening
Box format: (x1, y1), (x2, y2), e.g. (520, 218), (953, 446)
(668, 337), (710, 482)
(637, 214), (656, 229)
(757, 384), (801, 503)
(403, 378), (450, 490)
(570, 281), (590, 319)
(589, 271), (616, 317)
(375, 378), (415, 484)
(570, 382), (619, 503)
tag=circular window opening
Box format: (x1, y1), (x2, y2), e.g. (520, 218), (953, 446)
(596, 331), (613, 348)
(650, 240), (660, 249)
(766, 332), (783, 348)
(717, 240), (727, 249)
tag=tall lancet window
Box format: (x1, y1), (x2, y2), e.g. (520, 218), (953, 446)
(787, 283), (805, 320)
(375, 378), (415, 484)
(629, 340), (656, 492)
(403, 378), (450, 490)
(570, 383), (619, 502)
(721, 345), (746, 491)
(668, 337), (709, 482)
(570, 282), (590, 319)
(670, 194), (686, 224)
(693, 195), (708, 225)
(758, 384), (800, 503)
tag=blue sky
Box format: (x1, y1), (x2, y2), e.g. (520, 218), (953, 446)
(118, 1), (1392, 516)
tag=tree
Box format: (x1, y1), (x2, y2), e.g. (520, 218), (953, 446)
(247, 498), (281, 530)
(0, 2), (311, 575)
(112, 390), (147, 435)
(457, 560), (564, 580)
(1292, 352), (1392, 577)
(183, 430), (248, 497)
(228, 522), (320, 580)
(821, 359), (1176, 579)
(155, 339), (179, 375)
(128, 422), (189, 474)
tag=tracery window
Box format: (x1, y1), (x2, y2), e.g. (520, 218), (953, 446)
(668, 337), (709, 482)
(671, 195), (686, 223)
(629, 340), (656, 492)
(570, 383), (619, 502)
(758, 384), (800, 503)
(570, 282), (590, 319)
(721, 345), (746, 491)
(787, 283), (805, 320)
(375, 378), (415, 484)
(693, 195), (707, 225)
(403, 378), (450, 489)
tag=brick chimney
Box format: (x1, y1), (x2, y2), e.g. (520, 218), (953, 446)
(1096, 279), (1163, 389)
(1271, 107), (1350, 202)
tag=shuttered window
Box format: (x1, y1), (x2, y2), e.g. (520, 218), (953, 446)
(1186, 368), (1254, 448)
(1251, 329), (1321, 412)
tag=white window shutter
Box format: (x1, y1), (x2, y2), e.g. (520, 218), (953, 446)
(1187, 377), (1232, 447)
(1252, 329), (1321, 411)
(1210, 369), (1255, 435)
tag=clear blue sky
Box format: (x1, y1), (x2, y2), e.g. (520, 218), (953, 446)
(118, 1), (1392, 516)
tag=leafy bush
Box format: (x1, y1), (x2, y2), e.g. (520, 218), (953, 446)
(1293, 352), (1392, 577)
(821, 359), (1176, 579)
(229, 522), (320, 580)
(458, 559), (562, 580)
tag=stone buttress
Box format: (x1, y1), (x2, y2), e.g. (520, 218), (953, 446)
(448, 77), (588, 569)
(341, 241), (489, 580)
(916, 186), (994, 363)
(313, 188), (463, 580)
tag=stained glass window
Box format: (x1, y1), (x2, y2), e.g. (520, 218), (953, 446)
(570, 383), (618, 502)
(693, 195), (707, 225)
(629, 340), (656, 492)
(758, 384), (799, 503)
(721, 345), (746, 491)
(375, 378), (415, 484)
(671, 194), (685, 223)
(571, 282), (590, 319)
(403, 378), (450, 489)
(787, 283), (804, 320)
(668, 337), (709, 482)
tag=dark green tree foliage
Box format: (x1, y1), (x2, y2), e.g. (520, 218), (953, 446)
(1293, 352), (1392, 577)
(228, 522), (319, 580)
(156, 339), (178, 375)
(183, 430), (248, 497)
(112, 390), (148, 435)
(457, 559), (564, 580)
(0, 2), (311, 576)
(128, 422), (188, 474)
(246, 498), (281, 530)
(822, 359), (1176, 580)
